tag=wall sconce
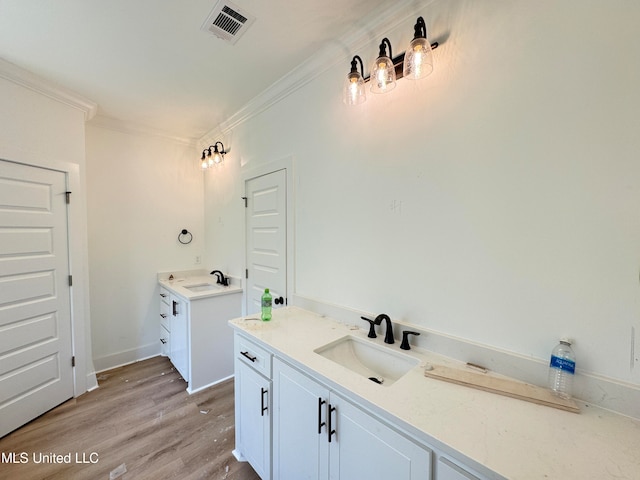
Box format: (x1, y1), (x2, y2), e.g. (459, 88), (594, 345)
(343, 16), (438, 105)
(200, 141), (226, 169)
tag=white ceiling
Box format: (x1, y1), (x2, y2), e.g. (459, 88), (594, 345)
(0, 0), (403, 141)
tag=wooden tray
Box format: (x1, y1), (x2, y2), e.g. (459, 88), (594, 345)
(424, 363), (579, 413)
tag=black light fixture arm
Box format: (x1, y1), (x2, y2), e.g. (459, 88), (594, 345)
(350, 55), (364, 77)
(378, 37), (393, 60)
(212, 141), (225, 154)
(413, 16), (439, 50)
(414, 16), (427, 39)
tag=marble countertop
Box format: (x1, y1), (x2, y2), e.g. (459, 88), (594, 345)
(229, 306), (640, 480)
(159, 274), (242, 301)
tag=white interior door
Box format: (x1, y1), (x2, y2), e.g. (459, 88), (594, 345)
(245, 169), (287, 315)
(0, 160), (74, 437)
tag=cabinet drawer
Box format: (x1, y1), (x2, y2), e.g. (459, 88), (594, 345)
(236, 335), (272, 378)
(160, 301), (171, 330)
(160, 324), (170, 357)
(159, 287), (171, 306)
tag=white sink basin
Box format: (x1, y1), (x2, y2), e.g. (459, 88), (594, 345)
(184, 283), (221, 292)
(314, 335), (420, 386)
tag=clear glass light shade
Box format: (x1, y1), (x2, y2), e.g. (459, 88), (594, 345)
(201, 158), (209, 169)
(343, 71), (366, 105)
(403, 37), (434, 80)
(212, 151), (223, 165)
(370, 56), (396, 94)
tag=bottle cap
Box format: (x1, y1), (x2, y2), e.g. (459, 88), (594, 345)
(265, 288), (269, 293)
(560, 337), (572, 345)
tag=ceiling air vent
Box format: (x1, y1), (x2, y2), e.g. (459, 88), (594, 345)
(201, 0), (256, 45)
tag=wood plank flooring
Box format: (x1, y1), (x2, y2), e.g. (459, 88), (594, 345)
(0, 356), (261, 480)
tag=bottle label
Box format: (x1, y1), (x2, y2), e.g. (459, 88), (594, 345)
(550, 355), (575, 374)
(262, 298), (271, 308)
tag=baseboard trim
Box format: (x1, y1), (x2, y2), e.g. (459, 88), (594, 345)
(187, 374), (234, 395)
(93, 343), (160, 373)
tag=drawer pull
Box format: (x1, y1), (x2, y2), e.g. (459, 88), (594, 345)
(328, 404), (337, 443)
(261, 387), (268, 416)
(160, 293), (167, 298)
(240, 351), (257, 362)
(160, 338), (167, 344)
(318, 398), (326, 434)
(160, 313), (167, 318)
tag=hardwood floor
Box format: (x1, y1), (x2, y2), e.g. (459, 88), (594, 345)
(0, 356), (261, 480)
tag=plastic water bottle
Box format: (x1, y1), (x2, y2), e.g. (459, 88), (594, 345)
(261, 288), (272, 321)
(548, 338), (576, 399)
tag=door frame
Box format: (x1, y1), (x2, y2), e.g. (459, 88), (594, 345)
(241, 155), (295, 316)
(0, 155), (97, 396)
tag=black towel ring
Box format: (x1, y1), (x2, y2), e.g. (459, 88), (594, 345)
(178, 229), (193, 244)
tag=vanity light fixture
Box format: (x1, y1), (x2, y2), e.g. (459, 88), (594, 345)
(343, 55), (366, 105)
(200, 141), (226, 169)
(343, 16), (439, 105)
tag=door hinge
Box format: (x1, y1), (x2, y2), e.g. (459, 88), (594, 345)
(68, 275), (73, 286)
(65, 191), (72, 204)
(71, 356), (76, 367)
(241, 196), (248, 208)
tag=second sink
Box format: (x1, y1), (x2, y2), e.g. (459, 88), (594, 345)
(184, 283), (222, 292)
(314, 335), (420, 386)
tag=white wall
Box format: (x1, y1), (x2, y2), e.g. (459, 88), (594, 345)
(0, 69), (96, 393)
(86, 125), (204, 371)
(204, 0), (640, 385)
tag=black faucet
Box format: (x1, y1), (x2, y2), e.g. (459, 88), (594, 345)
(209, 270), (229, 286)
(375, 314), (394, 344)
(400, 331), (421, 350)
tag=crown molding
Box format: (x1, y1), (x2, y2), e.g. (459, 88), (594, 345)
(199, 0), (434, 144)
(0, 57), (98, 121)
(88, 114), (197, 147)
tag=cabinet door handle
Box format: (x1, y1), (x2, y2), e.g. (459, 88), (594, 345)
(261, 387), (268, 416)
(317, 398), (326, 434)
(172, 300), (178, 316)
(240, 351), (257, 362)
(160, 338), (167, 344)
(160, 293), (167, 298)
(160, 313), (167, 318)
(327, 404), (337, 443)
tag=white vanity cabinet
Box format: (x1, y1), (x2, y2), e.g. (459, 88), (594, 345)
(159, 279), (242, 393)
(272, 357), (432, 480)
(233, 335), (272, 480)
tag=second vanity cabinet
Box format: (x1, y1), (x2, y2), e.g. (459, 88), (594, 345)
(273, 358), (431, 480)
(159, 280), (242, 393)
